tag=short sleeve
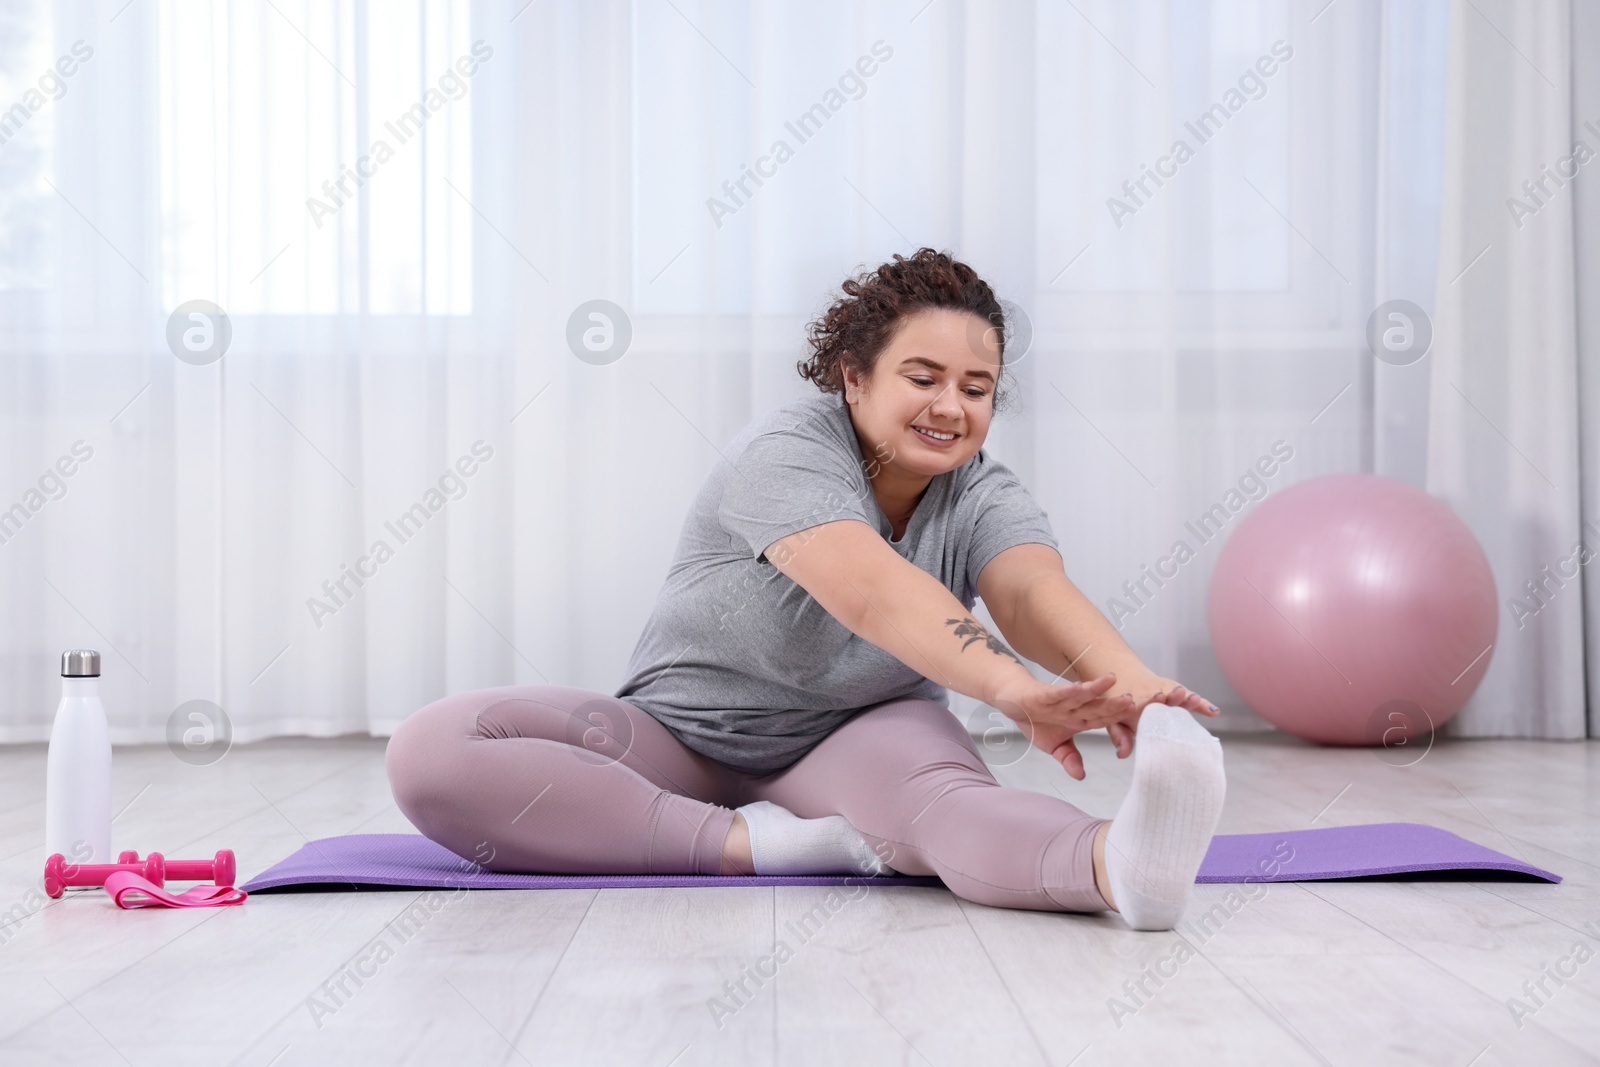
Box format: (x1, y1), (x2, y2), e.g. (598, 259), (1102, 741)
(718, 430), (877, 562)
(965, 458), (1061, 586)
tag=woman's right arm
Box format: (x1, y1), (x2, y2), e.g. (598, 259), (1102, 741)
(765, 519), (1136, 772)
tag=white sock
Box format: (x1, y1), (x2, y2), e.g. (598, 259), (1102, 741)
(1104, 703), (1226, 931)
(734, 800), (890, 876)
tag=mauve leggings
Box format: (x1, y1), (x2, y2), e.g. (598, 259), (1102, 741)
(384, 685), (1110, 913)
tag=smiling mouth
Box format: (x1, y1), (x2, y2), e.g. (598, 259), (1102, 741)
(912, 425), (959, 443)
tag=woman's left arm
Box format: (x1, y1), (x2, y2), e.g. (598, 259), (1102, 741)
(975, 543), (1220, 760)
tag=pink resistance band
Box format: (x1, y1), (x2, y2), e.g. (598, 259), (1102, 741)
(103, 871), (248, 909)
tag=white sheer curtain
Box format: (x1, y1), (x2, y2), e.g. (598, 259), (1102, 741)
(1427, 0), (1593, 739)
(1, 0), (521, 742)
(7, 0), (1556, 746)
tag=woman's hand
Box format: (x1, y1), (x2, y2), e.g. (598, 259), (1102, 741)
(988, 672), (1138, 780)
(1103, 673), (1222, 758)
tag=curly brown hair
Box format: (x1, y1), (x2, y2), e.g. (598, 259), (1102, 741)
(797, 247), (1014, 414)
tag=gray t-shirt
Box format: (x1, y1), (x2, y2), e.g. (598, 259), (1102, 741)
(614, 391), (1060, 775)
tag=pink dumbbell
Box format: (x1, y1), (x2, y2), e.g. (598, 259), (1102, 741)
(164, 850), (236, 888)
(42, 849), (235, 899)
(44, 852), (163, 898)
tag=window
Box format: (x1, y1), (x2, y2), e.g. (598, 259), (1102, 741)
(0, 0), (61, 294)
(158, 0), (478, 315)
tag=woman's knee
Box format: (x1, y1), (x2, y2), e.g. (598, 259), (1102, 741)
(384, 689), (488, 820)
(385, 686), (562, 816)
(384, 684), (645, 826)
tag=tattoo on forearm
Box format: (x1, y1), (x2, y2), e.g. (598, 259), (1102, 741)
(946, 617), (1023, 664)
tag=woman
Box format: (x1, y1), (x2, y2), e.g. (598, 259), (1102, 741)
(386, 248), (1226, 931)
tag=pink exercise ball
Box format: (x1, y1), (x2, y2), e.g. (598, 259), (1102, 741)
(1207, 473), (1497, 745)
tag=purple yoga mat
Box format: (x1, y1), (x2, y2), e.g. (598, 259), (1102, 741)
(240, 821), (1558, 893)
(1192, 822), (1558, 884)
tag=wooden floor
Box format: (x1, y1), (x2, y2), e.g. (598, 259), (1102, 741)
(0, 731), (1596, 1066)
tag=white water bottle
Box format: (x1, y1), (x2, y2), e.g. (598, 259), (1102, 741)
(44, 649), (112, 865)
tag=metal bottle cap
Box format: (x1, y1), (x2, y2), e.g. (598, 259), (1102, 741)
(61, 649), (101, 677)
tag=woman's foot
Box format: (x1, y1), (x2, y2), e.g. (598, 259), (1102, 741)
(1102, 704), (1226, 930)
(725, 800), (890, 876)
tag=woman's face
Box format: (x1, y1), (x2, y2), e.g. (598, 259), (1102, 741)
(841, 307), (1000, 479)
